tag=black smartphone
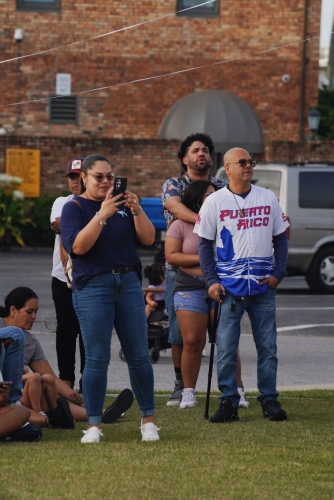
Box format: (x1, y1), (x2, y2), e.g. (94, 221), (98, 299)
(113, 177), (127, 202)
(0, 381), (11, 387)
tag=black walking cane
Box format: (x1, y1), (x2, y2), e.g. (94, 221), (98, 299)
(204, 290), (223, 420)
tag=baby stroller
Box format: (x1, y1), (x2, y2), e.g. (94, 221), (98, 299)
(119, 289), (170, 364)
(146, 298), (170, 363)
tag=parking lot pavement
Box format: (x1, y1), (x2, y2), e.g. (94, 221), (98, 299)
(37, 330), (334, 393)
(1, 249), (334, 392)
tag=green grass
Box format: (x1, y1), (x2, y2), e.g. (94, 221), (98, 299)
(1, 390), (334, 500)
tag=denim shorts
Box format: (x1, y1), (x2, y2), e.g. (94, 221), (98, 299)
(174, 288), (215, 314)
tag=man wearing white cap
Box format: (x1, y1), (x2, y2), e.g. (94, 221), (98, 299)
(50, 158), (85, 395)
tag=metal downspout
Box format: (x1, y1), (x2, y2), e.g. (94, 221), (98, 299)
(299, 0), (309, 140)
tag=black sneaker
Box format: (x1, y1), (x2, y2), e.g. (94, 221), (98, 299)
(102, 388), (134, 424)
(47, 396), (75, 429)
(166, 379), (184, 407)
(262, 400), (287, 421)
(210, 399), (239, 423)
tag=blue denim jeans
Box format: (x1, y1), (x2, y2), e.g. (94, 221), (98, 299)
(0, 326), (25, 404)
(166, 270), (182, 345)
(216, 287), (279, 406)
(73, 271), (155, 425)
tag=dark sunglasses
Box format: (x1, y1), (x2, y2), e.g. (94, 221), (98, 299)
(67, 173), (80, 180)
(87, 172), (114, 183)
(226, 159), (257, 168)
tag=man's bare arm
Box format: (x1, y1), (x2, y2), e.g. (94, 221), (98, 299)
(51, 217), (61, 234)
(165, 196), (197, 224)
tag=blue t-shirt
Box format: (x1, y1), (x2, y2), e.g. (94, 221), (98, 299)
(60, 197), (142, 291)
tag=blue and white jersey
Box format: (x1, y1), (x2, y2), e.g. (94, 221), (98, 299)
(194, 185), (289, 296)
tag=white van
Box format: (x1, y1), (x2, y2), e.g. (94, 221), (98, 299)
(216, 163), (334, 293)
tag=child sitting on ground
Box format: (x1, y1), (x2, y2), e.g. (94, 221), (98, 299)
(143, 263), (166, 319)
(20, 367), (75, 429)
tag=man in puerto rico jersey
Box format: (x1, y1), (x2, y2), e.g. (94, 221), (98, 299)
(194, 147), (289, 423)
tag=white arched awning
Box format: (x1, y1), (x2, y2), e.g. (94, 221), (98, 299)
(158, 89), (264, 153)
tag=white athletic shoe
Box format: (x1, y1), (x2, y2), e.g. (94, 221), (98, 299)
(179, 388), (198, 409)
(81, 426), (103, 444)
(238, 387), (250, 408)
(140, 420), (160, 441)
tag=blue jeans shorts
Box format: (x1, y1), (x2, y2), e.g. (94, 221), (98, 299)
(174, 287), (215, 314)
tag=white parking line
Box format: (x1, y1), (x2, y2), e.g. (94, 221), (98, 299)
(277, 307), (334, 310)
(277, 324), (334, 332)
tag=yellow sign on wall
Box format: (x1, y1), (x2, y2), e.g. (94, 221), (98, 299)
(6, 149), (41, 198)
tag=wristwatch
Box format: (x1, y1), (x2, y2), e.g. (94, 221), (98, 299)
(132, 206), (143, 216)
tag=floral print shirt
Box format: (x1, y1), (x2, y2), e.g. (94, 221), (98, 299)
(162, 171), (227, 270)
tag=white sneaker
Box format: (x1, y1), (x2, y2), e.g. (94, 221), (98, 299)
(81, 426), (103, 444)
(238, 387), (250, 408)
(202, 349), (207, 357)
(179, 388), (197, 409)
(140, 420), (160, 441)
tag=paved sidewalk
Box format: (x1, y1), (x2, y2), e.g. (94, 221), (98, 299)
(1, 249), (334, 394)
(37, 330), (334, 393)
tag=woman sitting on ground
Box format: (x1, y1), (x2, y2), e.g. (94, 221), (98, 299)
(0, 287), (74, 429)
(1, 287), (134, 428)
(0, 342), (42, 442)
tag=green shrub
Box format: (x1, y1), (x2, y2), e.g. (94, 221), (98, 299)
(0, 174), (34, 247)
(317, 89), (334, 139)
(21, 194), (60, 247)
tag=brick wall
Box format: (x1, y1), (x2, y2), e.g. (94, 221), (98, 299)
(265, 141), (334, 164)
(0, 0), (321, 145)
(1, 136), (333, 197)
(0, 136), (180, 197)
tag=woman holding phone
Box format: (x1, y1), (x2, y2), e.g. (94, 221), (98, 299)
(60, 154), (160, 444)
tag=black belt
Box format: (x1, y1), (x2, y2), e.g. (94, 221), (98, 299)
(110, 265), (136, 274)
